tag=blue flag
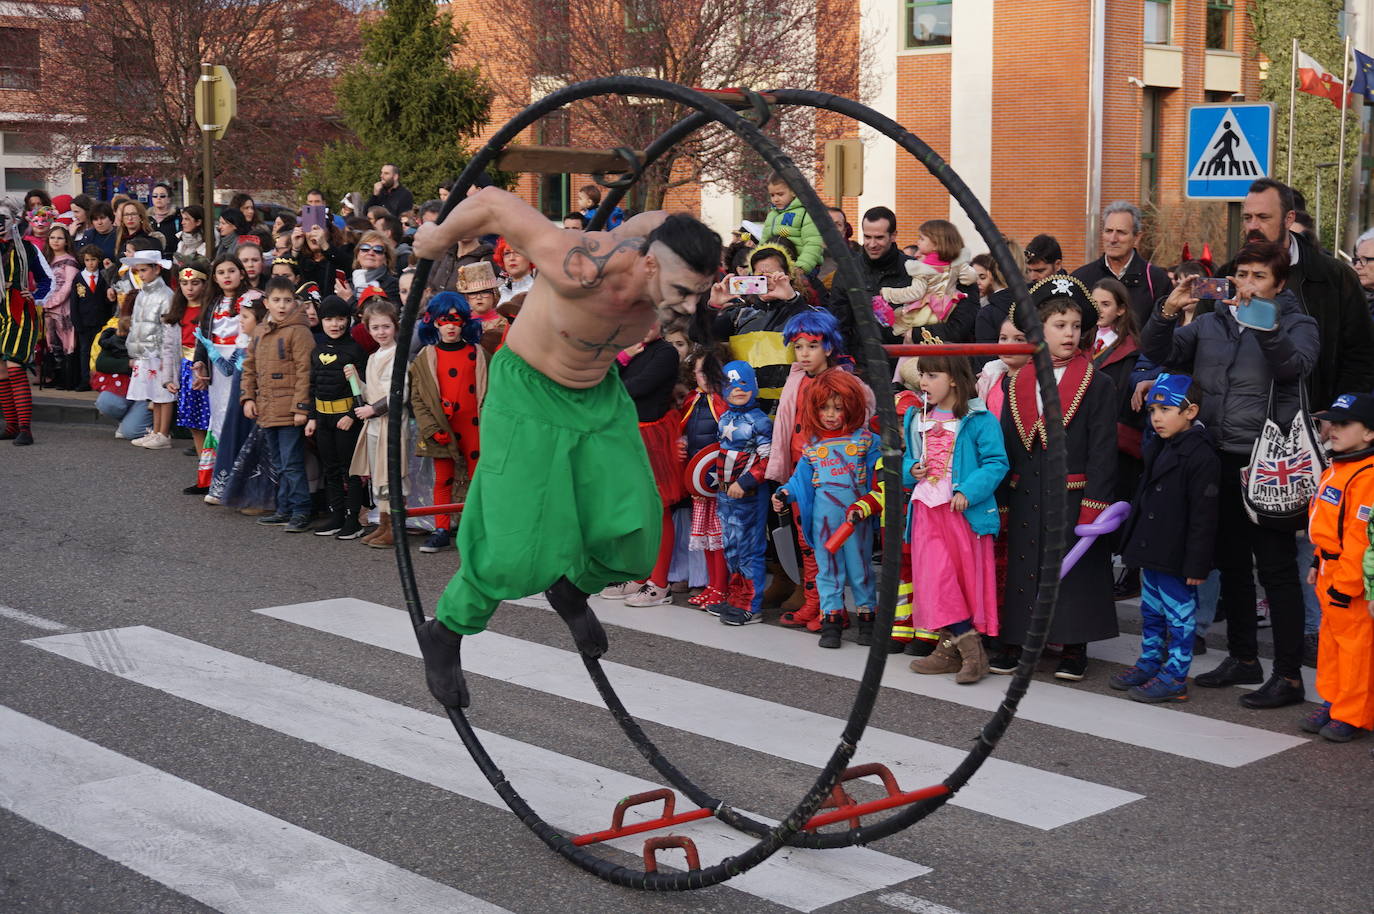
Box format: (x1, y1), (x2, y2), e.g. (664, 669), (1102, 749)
(1353, 48), (1374, 104)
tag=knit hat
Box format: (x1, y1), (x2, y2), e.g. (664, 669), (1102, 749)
(319, 294), (352, 320)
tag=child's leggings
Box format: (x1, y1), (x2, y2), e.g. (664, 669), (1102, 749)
(719, 487), (769, 612)
(814, 502), (875, 616)
(1137, 569), (1197, 681)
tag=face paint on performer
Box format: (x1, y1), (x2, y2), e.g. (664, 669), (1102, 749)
(818, 395), (845, 432)
(647, 242), (714, 320)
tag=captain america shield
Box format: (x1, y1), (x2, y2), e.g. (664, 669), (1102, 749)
(683, 444), (720, 497)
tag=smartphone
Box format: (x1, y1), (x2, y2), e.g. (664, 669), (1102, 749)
(728, 275), (769, 296)
(1233, 296), (1279, 332)
(335, 269), (347, 287)
(1193, 277), (1232, 300)
(300, 204), (327, 233)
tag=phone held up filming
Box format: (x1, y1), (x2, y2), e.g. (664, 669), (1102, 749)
(1193, 276), (1277, 331)
(727, 275), (769, 296)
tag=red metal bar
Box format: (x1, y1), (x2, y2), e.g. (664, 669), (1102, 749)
(643, 835), (701, 873)
(883, 342), (1038, 357)
(402, 502), (464, 518)
(570, 807), (713, 847)
(803, 784), (951, 831)
(839, 762), (903, 796)
(611, 789), (675, 831)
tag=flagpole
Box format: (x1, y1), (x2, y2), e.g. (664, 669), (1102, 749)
(1336, 35), (1352, 252)
(1288, 37), (1299, 185)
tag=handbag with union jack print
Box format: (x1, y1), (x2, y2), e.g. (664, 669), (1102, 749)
(1242, 382), (1327, 529)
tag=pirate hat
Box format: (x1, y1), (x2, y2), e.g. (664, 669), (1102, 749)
(1029, 273), (1097, 329)
(457, 260), (500, 294)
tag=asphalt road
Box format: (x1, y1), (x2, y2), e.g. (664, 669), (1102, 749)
(1, 422), (1371, 914)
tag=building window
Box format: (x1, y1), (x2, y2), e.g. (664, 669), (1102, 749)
(904, 0), (951, 49)
(4, 167), (46, 195)
(1143, 0), (1170, 44)
(1140, 88), (1162, 208)
(1206, 0), (1232, 50)
(0, 29), (40, 91)
(535, 110), (570, 222)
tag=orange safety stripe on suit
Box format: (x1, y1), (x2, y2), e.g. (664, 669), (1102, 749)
(1308, 457), (1374, 730)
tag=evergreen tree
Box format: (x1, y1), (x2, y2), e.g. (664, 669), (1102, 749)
(301, 0), (497, 203)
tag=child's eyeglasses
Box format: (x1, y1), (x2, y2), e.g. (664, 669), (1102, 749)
(357, 244), (387, 254)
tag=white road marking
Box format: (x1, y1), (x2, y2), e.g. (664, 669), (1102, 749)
(0, 704), (512, 914)
(1089, 632), (1321, 697)
(257, 598), (1142, 830)
(26, 626), (928, 913)
(508, 593), (1308, 767)
(0, 604), (71, 632)
(879, 891), (972, 914)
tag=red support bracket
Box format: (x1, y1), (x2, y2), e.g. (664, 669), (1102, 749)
(643, 835), (701, 873)
(570, 789), (714, 847)
(803, 763), (951, 832)
(883, 342), (1038, 357)
(402, 502), (464, 518)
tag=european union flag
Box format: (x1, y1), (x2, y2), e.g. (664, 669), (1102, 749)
(1353, 49), (1374, 104)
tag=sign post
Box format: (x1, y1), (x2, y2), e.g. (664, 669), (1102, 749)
(194, 64), (236, 234)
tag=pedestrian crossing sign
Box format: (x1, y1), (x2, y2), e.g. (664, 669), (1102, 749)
(1186, 103), (1275, 200)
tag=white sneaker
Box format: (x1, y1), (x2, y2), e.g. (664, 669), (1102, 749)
(114, 429), (130, 440)
(140, 432), (172, 450)
(599, 581), (641, 600)
(625, 583), (672, 607)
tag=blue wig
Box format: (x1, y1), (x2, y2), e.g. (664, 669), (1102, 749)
(419, 291), (482, 346)
(783, 308), (844, 355)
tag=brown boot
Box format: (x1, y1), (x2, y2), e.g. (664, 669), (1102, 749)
(360, 520), (381, 545)
(761, 565), (793, 608)
(909, 629), (961, 675)
(779, 581), (805, 613)
(952, 630), (988, 684)
(366, 512), (394, 548)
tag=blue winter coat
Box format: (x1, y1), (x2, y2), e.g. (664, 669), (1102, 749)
(901, 398), (1008, 536)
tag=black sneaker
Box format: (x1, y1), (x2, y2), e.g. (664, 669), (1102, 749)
(817, 618), (843, 649)
(314, 515), (345, 536)
(1112, 567), (1141, 601)
(12, 428), (33, 446)
(183, 484), (209, 495)
(415, 618), (469, 708)
(988, 645), (1021, 675)
(1054, 649), (1088, 682)
(256, 513), (290, 526)
(1194, 656), (1264, 688)
(1239, 673), (1306, 709)
(335, 520), (365, 540)
(284, 514), (311, 533)
(419, 529), (452, 553)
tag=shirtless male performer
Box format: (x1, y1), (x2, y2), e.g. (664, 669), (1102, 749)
(411, 186), (722, 708)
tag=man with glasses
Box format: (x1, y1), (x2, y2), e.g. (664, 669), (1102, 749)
(1354, 228), (1374, 321)
(148, 183), (179, 258)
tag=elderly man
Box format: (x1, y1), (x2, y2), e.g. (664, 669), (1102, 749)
(1354, 228), (1374, 320)
(1073, 200), (1173, 327)
(1218, 178), (1374, 407)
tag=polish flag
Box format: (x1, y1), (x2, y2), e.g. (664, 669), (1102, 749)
(1297, 49), (1349, 108)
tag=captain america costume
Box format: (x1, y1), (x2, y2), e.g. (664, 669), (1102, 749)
(715, 361), (772, 618)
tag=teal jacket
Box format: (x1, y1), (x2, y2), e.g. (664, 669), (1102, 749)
(901, 398), (1008, 536)
(761, 198), (823, 274)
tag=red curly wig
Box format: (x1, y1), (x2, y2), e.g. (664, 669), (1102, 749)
(797, 369), (869, 441)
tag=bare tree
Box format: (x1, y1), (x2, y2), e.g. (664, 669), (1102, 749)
(491, 0), (872, 210)
(35, 0), (360, 196)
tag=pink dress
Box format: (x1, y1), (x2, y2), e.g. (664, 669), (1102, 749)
(909, 408), (999, 635)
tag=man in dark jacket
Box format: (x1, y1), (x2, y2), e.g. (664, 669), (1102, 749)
(1217, 179), (1374, 408)
(827, 206), (975, 370)
(365, 164), (414, 220)
(1073, 201), (1173, 328)
(1141, 240), (1319, 710)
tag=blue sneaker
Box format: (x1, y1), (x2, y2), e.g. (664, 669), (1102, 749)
(1299, 702), (1332, 734)
(719, 606), (762, 626)
(1318, 719), (1365, 743)
(1109, 664), (1159, 691)
(1127, 675), (1188, 703)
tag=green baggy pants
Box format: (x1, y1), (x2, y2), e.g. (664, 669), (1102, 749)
(435, 347), (662, 635)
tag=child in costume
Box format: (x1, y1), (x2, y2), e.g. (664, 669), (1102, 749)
(1112, 373), (1219, 703)
(160, 258), (212, 490)
(306, 295), (369, 540)
(1304, 392), (1374, 741)
(773, 370), (881, 649)
(680, 347), (729, 607)
(195, 254), (261, 496)
(122, 246), (177, 450)
(995, 274), (1118, 681)
(713, 360), (773, 624)
(880, 219), (972, 336)
(456, 261), (508, 353)
(760, 172), (823, 274)
(350, 299), (406, 548)
(880, 354), (1009, 683)
(409, 291), (488, 555)
(72, 244), (111, 391)
(213, 297), (279, 514)
(764, 308), (874, 630)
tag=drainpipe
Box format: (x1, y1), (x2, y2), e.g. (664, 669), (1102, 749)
(1086, 0), (1106, 261)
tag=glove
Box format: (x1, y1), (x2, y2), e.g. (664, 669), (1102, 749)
(957, 264), (978, 286)
(433, 431), (451, 445)
(214, 356), (236, 377)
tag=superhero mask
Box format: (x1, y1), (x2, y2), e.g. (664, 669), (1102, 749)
(721, 360), (759, 410)
(1146, 372), (1194, 409)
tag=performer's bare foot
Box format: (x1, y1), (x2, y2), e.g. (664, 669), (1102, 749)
(416, 618), (470, 708)
(546, 577), (609, 658)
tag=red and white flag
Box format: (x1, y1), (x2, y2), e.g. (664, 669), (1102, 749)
(1297, 49), (1349, 108)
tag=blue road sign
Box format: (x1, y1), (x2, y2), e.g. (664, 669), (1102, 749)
(1185, 103), (1275, 200)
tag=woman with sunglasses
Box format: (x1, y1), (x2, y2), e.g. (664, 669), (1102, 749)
(337, 230), (399, 309)
(148, 183), (180, 257)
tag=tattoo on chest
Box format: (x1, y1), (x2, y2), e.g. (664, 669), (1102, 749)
(563, 236), (644, 289)
(561, 326), (626, 358)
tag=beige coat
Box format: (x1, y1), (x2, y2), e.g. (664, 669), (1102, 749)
(348, 343), (408, 496)
(239, 308), (314, 427)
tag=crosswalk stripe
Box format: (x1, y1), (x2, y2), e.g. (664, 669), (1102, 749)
(507, 594), (1309, 767)
(1089, 634), (1321, 697)
(257, 598), (1142, 830)
(26, 626), (929, 913)
(0, 704), (512, 914)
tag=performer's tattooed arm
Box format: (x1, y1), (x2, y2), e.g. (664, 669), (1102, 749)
(561, 326), (627, 359)
(563, 236), (645, 290)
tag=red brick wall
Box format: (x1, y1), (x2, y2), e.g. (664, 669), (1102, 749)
(893, 52), (951, 243)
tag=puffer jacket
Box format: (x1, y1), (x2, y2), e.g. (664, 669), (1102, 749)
(124, 276), (174, 359)
(1140, 288), (1319, 455)
(240, 306), (314, 427)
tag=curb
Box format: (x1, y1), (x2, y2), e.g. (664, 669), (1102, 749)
(32, 396), (113, 427)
